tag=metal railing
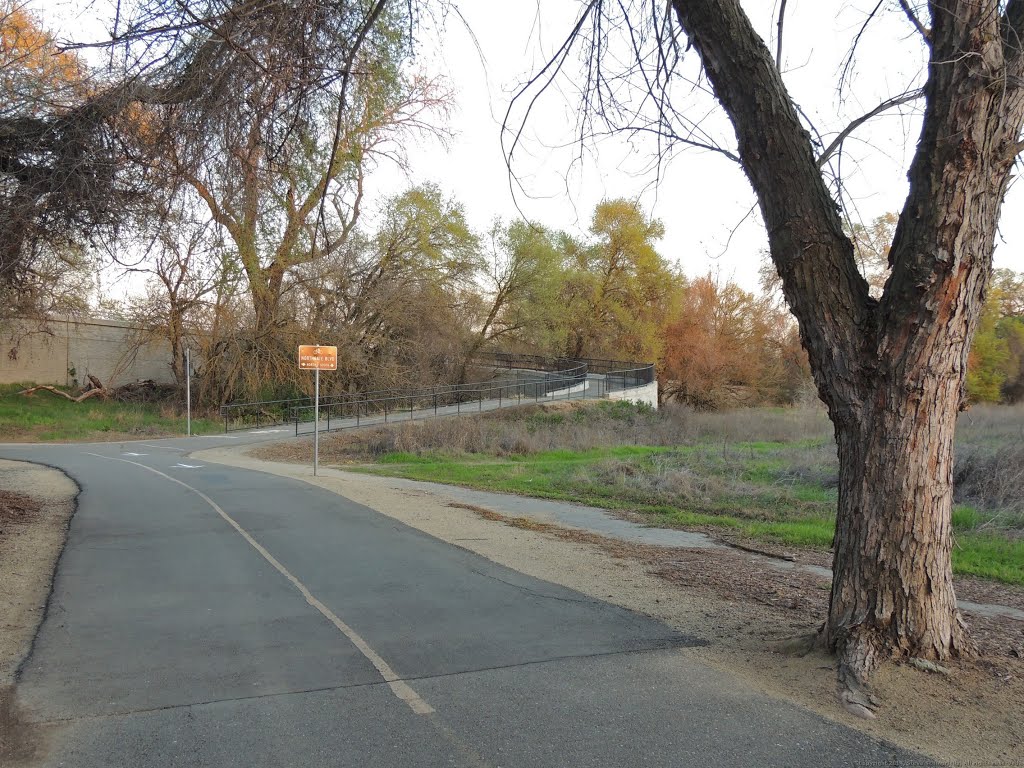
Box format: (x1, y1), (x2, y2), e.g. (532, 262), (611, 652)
(284, 366), (592, 436)
(220, 395), (313, 432)
(478, 352), (655, 385)
(220, 354), (655, 433)
(604, 365), (656, 391)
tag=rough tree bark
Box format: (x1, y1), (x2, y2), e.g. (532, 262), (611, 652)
(668, 0), (1024, 705)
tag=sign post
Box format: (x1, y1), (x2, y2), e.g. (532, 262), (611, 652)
(186, 347), (192, 437)
(314, 367), (319, 474)
(298, 345), (338, 476)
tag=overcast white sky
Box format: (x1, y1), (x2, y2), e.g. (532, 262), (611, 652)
(373, 0), (1023, 291)
(36, 0), (1023, 294)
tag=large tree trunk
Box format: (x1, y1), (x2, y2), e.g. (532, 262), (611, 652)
(829, 375), (972, 696)
(665, 0), (1024, 697)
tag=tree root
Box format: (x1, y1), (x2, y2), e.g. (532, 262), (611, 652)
(836, 635), (881, 720)
(907, 658), (952, 676)
(837, 670), (880, 719)
(769, 626), (824, 657)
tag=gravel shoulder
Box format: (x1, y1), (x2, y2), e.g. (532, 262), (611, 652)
(0, 460), (77, 683)
(0, 459), (77, 765)
(197, 443), (1024, 767)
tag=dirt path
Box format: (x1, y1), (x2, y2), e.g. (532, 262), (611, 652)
(198, 445), (1024, 767)
(0, 459), (77, 765)
(0, 460), (77, 683)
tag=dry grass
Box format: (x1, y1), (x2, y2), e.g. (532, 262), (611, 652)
(258, 400), (1024, 579)
(319, 400), (1024, 522)
(954, 404), (1024, 525)
(312, 400), (833, 458)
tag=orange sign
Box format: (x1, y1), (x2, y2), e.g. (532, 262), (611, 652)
(298, 345), (338, 371)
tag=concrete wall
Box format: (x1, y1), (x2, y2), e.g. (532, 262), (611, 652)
(0, 317), (174, 388)
(606, 380), (658, 409)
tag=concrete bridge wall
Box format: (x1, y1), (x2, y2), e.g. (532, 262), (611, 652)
(605, 380), (658, 408)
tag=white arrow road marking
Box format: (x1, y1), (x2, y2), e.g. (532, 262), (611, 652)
(122, 452), (148, 456)
(83, 453), (435, 717)
(174, 463), (204, 469)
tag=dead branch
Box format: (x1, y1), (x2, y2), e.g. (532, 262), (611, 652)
(897, 0), (930, 43)
(719, 537), (797, 562)
(775, 0), (788, 70)
(17, 384), (108, 402)
(817, 89), (923, 168)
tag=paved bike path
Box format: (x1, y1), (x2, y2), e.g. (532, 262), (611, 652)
(2, 436), (928, 767)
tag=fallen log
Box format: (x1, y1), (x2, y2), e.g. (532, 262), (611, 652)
(17, 385), (108, 402)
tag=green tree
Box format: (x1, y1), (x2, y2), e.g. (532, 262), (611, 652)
(966, 292), (1010, 402)
(847, 213), (897, 297)
(997, 317), (1024, 402)
(462, 220), (567, 371)
(294, 183), (480, 391)
(967, 268), (1024, 402)
(561, 199), (681, 362)
(991, 268), (1024, 318)
(160, 61), (449, 341)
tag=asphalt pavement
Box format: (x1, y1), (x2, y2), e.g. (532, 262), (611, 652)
(0, 430), (931, 767)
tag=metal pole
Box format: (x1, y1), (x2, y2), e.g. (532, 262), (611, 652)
(314, 367), (320, 476)
(186, 347), (192, 437)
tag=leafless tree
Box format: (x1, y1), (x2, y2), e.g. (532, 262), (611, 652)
(121, 205), (229, 388)
(506, 0), (1024, 714)
(0, 1), (141, 315)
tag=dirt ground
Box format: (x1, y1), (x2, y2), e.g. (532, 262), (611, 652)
(0, 460), (77, 682)
(0, 459), (77, 764)
(199, 445), (1024, 767)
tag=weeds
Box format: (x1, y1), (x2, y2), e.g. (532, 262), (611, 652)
(0, 383), (220, 441)
(289, 399), (1024, 584)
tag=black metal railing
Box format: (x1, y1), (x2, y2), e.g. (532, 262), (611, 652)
(220, 354), (654, 433)
(478, 352), (655, 385)
(284, 365), (592, 436)
(220, 396), (313, 432)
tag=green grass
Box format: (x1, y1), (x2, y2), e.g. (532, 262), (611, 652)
(0, 383), (221, 441)
(954, 533), (1024, 584)
(354, 443), (1024, 585)
(354, 445), (840, 544)
(291, 400), (1024, 586)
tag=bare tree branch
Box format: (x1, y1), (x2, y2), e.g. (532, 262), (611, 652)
(313, 0), (388, 259)
(1003, 0), (1024, 60)
(817, 89), (923, 168)
(897, 0), (930, 44)
(838, 0), (884, 93)
(775, 0), (788, 71)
